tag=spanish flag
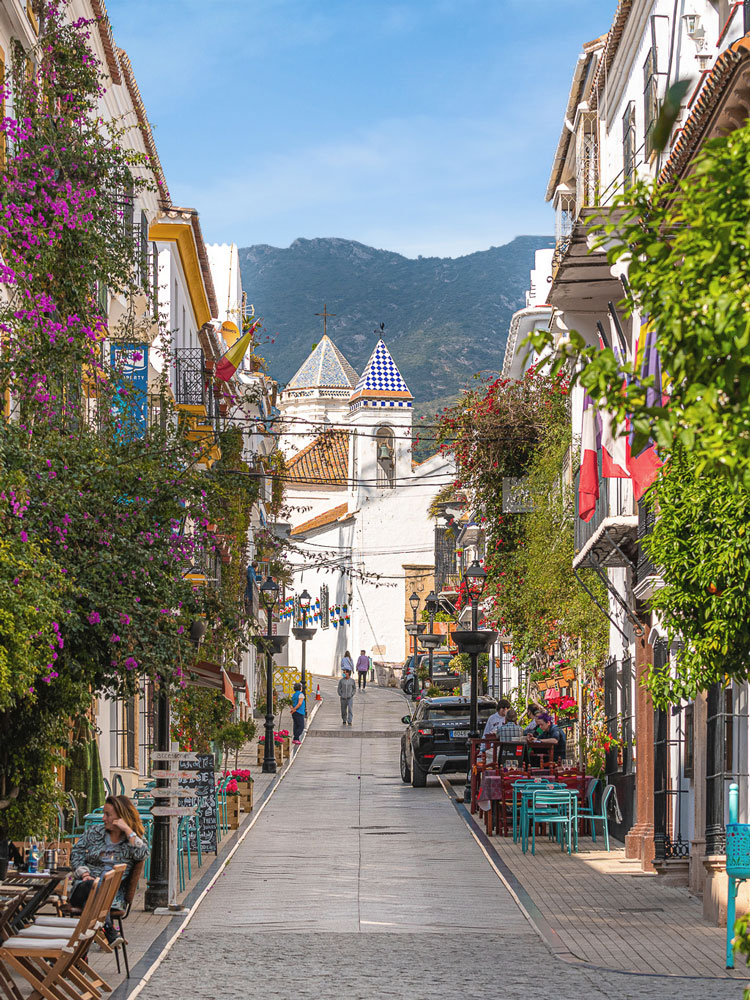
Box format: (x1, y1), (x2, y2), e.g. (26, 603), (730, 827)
(215, 319), (260, 382)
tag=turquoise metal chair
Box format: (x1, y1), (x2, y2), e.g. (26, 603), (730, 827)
(102, 777), (112, 797)
(513, 779), (553, 843)
(524, 789), (577, 855)
(112, 774), (126, 796)
(579, 782), (614, 850)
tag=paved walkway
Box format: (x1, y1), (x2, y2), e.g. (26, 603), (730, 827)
(129, 680), (747, 1000)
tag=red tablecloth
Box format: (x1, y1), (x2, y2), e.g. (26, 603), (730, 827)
(477, 775), (504, 811)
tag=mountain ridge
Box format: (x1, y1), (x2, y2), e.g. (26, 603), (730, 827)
(238, 234), (554, 406)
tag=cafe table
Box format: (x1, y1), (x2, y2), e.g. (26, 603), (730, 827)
(0, 870), (69, 930)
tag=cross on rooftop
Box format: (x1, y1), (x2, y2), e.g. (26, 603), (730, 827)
(315, 304), (336, 337)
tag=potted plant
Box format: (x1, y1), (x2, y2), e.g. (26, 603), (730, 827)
(257, 735), (283, 766)
(276, 730), (291, 758)
(225, 779), (240, 829)
(230, 769), (254, 812)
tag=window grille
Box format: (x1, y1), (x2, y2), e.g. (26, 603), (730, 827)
(575, 111), (599, 214)
(320, 584), (330, 630)
(643, 47), (659, 157)
(434, 526), (456, 594)
(139, 210), (149, 289)
(653, 640), (690, 860)
(110, 696), (135, 771)
(138, 681), (155, 776)
(174, 348), (205, 406)
(622, 101), (636, 188)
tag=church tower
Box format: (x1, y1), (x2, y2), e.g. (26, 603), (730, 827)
(278, 335), (359, 456)
(346, 339), (413, 500)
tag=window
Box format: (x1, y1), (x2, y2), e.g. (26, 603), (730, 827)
(622, 101), (636, 188)
(376, 427), (395, 488)
(320, 584), (330, 630)
(139, 210), (149, 288)
(643, 47), (659, 156)
(138, 681), (155, 776)
(684, 703), (694, 779)
(725, 687), (734, 773)
(110, 696), (135, 770)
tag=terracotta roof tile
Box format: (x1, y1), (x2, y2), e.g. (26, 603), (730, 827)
(659, 37), (750, 184)
(590, 0), (634, 112)
(286, 431), (349, 488)
(90, 0), (122, 85)
(117, 49), (170, 207)
(290, 502), (351, 536)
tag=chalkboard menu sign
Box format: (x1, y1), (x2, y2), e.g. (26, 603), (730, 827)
(179, 753), (218, 854)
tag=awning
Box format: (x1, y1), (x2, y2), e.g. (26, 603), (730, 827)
(188, 660), (249, 707)
(189, 659), (234, 705)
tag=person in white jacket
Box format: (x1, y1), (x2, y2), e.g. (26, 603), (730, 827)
(337, 669), (356, 725)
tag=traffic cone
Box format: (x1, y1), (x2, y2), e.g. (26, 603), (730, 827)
(315, 684), (322, 701)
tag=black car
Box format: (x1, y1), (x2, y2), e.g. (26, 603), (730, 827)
(399, 695), (497, 787)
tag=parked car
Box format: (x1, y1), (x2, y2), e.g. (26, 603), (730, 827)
(399, 695), (497, 787)
(399, 654), (417, 695)
(400, 652), (461, 695)
(417, 653), (462, 691)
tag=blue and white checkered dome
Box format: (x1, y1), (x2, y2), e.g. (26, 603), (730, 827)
(350, 339), (412, 401)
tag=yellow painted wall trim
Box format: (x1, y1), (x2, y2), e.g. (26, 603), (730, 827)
(149, 221), (211, 328)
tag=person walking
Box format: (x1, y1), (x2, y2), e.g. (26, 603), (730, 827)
(290, 681), (305, 744)
(337, 668), (356, 726)
(340, 650), (354, 675)
(356, 649), (370, 690)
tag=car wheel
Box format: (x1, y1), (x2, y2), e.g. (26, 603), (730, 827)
(404, 677), (414, 696)
(411, 748), (427, 788)
(400, 742), (411, 783)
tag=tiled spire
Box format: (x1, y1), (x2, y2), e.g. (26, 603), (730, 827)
(286, 335), (359, 391)
(349, 339), (412, 404)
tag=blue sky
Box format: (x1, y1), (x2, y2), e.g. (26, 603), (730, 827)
(107, 0), (616, 258)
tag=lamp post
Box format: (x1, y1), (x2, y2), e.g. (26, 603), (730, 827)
(260, 576), (280, 774)
(453, 561), (497, 802)
(424, 591), (438, 684)
(145, 616), (206, 911)
(291, 589), (316, 719)
(404, 591), (425, 701)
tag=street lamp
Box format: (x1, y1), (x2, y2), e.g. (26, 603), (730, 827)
(404, 592), (426, 701)
(453, 560), (497, 802)
(291, 589), (316, 719)
(259, 576), (280, 774)
(424, 591), (438, 684)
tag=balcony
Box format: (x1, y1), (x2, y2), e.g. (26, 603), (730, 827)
(573, 469), (638, 571)
(633, 497), (661, 599)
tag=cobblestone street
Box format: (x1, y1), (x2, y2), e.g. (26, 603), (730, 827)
(132, 682), (747, 1000)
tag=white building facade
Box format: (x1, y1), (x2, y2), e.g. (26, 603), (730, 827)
(278, 336), (455, 677)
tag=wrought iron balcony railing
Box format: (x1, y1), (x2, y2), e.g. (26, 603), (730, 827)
(573, 467), (637, 570)
(174, 347), (206, 407)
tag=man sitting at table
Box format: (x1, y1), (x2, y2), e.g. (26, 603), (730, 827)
(482, 699), (511, 739)
(526, 711), (566, 761)
(497, 708), (524, 742)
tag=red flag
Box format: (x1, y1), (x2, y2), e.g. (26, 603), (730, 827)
(578, 392), (599, 522)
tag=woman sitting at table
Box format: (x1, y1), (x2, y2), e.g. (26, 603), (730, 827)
(69, 795), (149, 945)
(526, 712), (566, 762)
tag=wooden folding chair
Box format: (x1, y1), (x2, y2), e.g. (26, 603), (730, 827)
(0, 867), (121, 1000)
(14, 865), (125, 998)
